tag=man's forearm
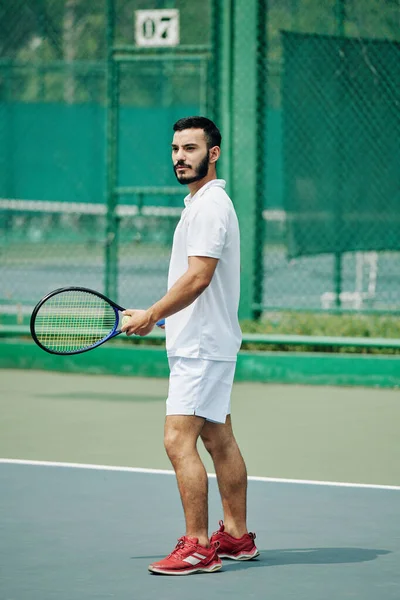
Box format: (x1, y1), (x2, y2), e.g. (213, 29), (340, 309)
(147, 270), (209, 324)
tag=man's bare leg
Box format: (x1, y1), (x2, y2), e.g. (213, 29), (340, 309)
(164, 415), (209, 547)
(200, 415), (248, 538)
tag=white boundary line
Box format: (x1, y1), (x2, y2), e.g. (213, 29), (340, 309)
(1, 458), (399, 491)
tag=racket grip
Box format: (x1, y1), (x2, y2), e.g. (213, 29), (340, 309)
(122, 316), (165, 329)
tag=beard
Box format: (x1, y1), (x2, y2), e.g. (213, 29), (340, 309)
(174, 151), (210, 185)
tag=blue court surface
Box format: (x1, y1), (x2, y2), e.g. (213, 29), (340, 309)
(1, 461), (399, 600)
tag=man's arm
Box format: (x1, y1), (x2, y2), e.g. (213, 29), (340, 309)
(121, 255), (218, 336)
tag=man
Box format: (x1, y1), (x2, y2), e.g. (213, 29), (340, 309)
(122, 116), (258, 575)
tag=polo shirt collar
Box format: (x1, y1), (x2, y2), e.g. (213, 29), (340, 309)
(184, 179), (226, 207)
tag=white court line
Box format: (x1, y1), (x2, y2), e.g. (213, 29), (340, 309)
(1, 458), (399, 491)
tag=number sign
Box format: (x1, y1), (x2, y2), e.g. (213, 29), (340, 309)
(135, 9), (180, 47)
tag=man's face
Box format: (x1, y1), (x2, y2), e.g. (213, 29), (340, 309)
(172, 128), (210, 185)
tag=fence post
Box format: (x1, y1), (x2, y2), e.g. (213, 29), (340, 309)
(333, 0), (346, 308)
(231, 0), (266, 320)
(214, 0), (233, 189)
(105, 0), (119, 300)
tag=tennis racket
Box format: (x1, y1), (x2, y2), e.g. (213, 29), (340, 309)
(30, 286), (165, 356)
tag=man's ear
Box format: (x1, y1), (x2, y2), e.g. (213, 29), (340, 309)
(209, 146), (221, 164)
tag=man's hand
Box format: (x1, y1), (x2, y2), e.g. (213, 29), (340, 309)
(121, 309), (156, 337)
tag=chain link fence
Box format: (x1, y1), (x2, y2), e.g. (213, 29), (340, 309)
(1, 0), (107, 324)
(1, 0), (400, 329)
(0, 0), (216, 323)
(264, 0), (400, 314)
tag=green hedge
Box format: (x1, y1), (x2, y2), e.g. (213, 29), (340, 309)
(240, 313), (400, 354)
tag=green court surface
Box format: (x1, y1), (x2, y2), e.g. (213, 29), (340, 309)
(1, 369), (400, 599)
(1, 369), (400, 485)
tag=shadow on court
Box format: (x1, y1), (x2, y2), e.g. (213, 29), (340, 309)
(37, 392), (165, 403)
(221, 547), (390, 569)
(133, 547), (389, 566)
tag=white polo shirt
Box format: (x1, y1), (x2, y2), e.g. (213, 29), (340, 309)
(165, 179), (242, 361)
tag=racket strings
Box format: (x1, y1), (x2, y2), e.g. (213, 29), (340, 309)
(34, 291), (117, 352)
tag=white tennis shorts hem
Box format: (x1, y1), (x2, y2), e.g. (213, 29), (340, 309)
(166, 357), (236, 424)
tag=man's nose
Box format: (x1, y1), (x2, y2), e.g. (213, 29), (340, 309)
(175, 148), (186, 162)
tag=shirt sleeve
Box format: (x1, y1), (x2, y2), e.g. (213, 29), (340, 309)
(186, 199), (227, 259)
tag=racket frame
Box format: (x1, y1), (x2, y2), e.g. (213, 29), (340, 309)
(30, 286), (126, 356)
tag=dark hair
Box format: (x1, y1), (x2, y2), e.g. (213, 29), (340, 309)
(173, 116), (222, 149)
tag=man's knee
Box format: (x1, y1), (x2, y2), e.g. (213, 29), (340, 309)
(201, 430), (236, 458)
(164, 417), (201, 462)
(164, 427), (184, 462)
(200, 432), (215, 456)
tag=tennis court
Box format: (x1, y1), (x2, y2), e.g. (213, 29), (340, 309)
(1, 368), (399, 599)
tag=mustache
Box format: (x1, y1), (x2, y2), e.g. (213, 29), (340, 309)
(174, 162), (191, 169)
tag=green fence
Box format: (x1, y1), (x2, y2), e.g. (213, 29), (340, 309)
(1, 0), (400, 331)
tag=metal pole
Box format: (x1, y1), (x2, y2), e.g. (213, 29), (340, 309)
(291, 0), (299, 30)
(231, 0), (266, 320)
(105, 0), (119, 300)
(336, 0), (345, 35)
(333, 0), (345, 308)
(218, 0), (233, 189)
(254, 0), (268, 320)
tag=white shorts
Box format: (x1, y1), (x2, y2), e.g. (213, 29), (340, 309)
(166, 357), (236, 424)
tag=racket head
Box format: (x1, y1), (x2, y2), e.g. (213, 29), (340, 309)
(30, 287), (125, 355)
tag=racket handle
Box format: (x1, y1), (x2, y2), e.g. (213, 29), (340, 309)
(122, 316), (165, 329)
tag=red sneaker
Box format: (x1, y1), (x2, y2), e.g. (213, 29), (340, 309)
(148, 536), (222, 575)
(210, 521), (259, 561)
